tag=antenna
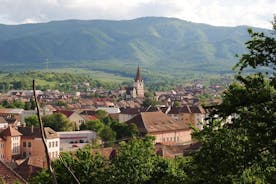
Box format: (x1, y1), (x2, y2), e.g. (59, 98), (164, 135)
(45, 59), (49, 72)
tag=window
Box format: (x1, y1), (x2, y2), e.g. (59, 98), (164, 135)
(12, 143), (19, 154)
(28, 142), (31, 147)
(23, 142), (26, 147)
(49, 142), (51, 148)
(55, 141), (58, 147)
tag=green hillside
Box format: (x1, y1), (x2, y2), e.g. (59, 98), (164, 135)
(0, 17), (270, 76)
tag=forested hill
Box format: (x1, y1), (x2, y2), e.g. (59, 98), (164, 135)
(0, 17), (269, 74)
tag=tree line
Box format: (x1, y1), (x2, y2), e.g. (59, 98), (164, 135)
(0, 72), (120, 92)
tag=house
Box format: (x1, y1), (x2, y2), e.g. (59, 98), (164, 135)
(0, 108), (24, 126)
(155, 142), (201, 158)
(0, 126), (22, 161)
(167, 105), (206, 130)
(96, 107), (121, 114)
(119, 107), (142, 123)
(41, 105), (56, 115)
(0, 126), (59, 181)
(118, 106), (168, 123)
(57, 130), (96, 151)
(18, 127), (60, 160)
(7, 90), (43, 97)
(92, 147), (117, 160)
(125, 111), (192, 144)
(0, 117), (8, 130)
(0, 137), (5, 160)
(0, 160), (26, 184)
(14, 156), (46, 181)
(54, 110), (85, 130)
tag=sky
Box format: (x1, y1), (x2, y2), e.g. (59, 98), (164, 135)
(0, 0), (275, 29)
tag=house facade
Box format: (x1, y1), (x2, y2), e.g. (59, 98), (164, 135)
(54, 110), (85, 130)
(18, 127), (60, 160)
(0, 126), (22, 161)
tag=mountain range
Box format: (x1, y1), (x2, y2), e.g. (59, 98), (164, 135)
(0, 17), (269, 77)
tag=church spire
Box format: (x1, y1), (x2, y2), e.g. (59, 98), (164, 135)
(135, 65), (142, 82)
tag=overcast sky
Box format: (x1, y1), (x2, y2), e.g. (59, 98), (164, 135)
(0, 0), (275, 29)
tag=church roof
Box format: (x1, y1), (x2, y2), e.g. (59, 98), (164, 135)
(135, 66), (142, 82)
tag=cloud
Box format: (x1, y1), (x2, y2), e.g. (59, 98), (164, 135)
(0, 0), (275, 28)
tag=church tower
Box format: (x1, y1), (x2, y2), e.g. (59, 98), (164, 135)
(133, 65), (144, 98)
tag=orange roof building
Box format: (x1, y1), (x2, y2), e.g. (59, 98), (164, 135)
(126, 111), (192, 144)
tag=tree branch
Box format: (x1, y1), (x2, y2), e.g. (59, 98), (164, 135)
(33, 80), (57, 184)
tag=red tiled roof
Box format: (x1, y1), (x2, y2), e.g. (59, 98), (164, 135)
(80, 110), (96, 116)
(155, 142), (201, 158)
(189, 106), (205, 113)
(54, 110), (74, 117)
(126, 112), (190, 134)
(81, 115), (97, 121)
(168, 106), (190, 114)
(0, 126), (22, 137)
(0, 160), (27, 184)
(0, 117), (8, 124)
(168, 105), (205, 114)
(14, 156), (46, 180)
(92, 147), (117, 159)
(18, 127), (59, 139)
(120, 107), (168, 115)
(120, 108), (142, 114)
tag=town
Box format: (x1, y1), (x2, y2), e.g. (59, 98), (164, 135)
(0, 66), (223, 183)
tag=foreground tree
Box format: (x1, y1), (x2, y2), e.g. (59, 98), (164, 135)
(30, 137), (188, 184)
(190, 17), (276, 183)
(107, 137), (156, 184)
(42, 113), (74, 131)
(24, 113), (74, 131)
(30, 148), (108, 184)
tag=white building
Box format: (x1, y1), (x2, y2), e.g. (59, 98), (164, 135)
(57, 130), (96, 151)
